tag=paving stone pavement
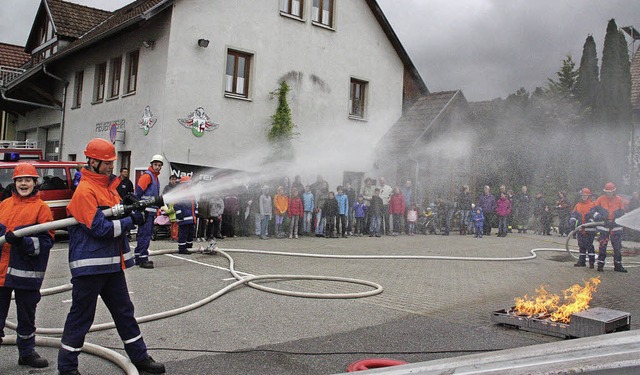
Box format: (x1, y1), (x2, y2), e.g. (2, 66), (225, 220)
(1, 231), (638, 374)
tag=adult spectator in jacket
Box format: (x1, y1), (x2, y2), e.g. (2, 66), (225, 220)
(57, 138), (164, 375)
(555, 191), (571, 237)
(401, 179), (413, 233)
(515, 186), (531, 233)
(457, 185), (473, 235)
(311, 176), (329, 237)
(591, 182), (628, 273)
(162, 174), (179, 195)
(477, 185), (496, 236)
(222, 192), (239, 238)
(533, 191), (548, 235)
(344, 182), (356, 235)
(115, 167), (134, 200)
(378, 177), (393, 235)
(133, 154), (164, 269)
(0, 163), (54, 369)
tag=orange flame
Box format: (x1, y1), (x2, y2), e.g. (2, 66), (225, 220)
(513, 277), (601, 323)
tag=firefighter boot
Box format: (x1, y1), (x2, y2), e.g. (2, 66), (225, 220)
(573, 255), (586, 267)
(597, 263), (604, 272)
(614, 264), (628, 273)
(18, 351), (48, 368)
(588, 256), (595, 269)
(133, 356), (166, 374)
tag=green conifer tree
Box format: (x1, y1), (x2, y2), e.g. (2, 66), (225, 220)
(575, 35), (599, 113)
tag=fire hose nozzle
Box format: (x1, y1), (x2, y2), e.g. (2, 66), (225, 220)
(119, 195), (165, 216)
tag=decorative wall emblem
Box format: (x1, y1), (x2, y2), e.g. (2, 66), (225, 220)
(178, 107), (219, 137)
(137, 106), (157, 136)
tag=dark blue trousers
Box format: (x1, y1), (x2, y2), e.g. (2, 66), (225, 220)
(576, 231), (596, 263)
(57, 272), (147, 372)
(0, 287), (40, 357)
(178, 223), (195, 252)
(135, 213), (154, 263)
(598, 229), (623, 266)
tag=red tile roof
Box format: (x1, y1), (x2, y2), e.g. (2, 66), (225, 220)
(47, 0), (112, 39)
(0, 43), (30, 68)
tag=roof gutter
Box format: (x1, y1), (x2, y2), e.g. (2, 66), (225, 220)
(0, 87), (60, 111)
(43, 63), (68, 161)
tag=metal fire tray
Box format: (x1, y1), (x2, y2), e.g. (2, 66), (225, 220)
(491, 307), (630, 338)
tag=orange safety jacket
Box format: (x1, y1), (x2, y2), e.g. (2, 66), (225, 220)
(273, 193), (288, 215)
(571, 200), (596, 233)
(0, 189), (54, 289)
(66, 168), (136, 277)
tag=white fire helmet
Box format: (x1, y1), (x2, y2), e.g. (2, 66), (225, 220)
(150, 154), (164, 164)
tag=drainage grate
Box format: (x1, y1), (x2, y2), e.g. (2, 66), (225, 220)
(491, 307), (631, 338)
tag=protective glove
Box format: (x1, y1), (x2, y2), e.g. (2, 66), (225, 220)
(130, 211), (146, 226)
(123, 193), (139, 206)
(592, 211), (601, 221)
(569, 217), (577, 227)
(606, 219), (616, 229)
(5, 231), (22, 246)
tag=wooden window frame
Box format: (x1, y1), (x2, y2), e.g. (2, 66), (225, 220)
(109, 56), (122, 99)
(312, 0), (334, 27)
(94, 62), (106, 102)
(225, 50), (252, 98)
(280, 0), (304, 18)
(125, 50), (139, 94)
(349, 78), (367, 118)
(73, 70), (83, 108)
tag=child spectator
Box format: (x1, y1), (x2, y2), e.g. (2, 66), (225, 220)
(389, 186), (406, 236)
(273, 186), (288, 238)
(259, 186), (272, 239)
(335, 186), (349, 238)
(495, 192), (512, 237)
(0, 163), (54, 368)
(406, 203), (418, 235)
(353, 195), (367, 236)
(322, 191), (339, 238)
(472, 206), (485, 238)
(302, 185), (315, 235)
(369, 188), (384, 237)
(288, 188), (303, 239)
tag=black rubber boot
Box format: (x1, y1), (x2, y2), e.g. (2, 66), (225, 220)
(614, 265), (628, 273)
(597, 263), (604, 272)
(134, 356), (166, 374)
(18, 351), (48, 368)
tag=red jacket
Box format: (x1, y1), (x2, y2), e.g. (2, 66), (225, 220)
(0, 190), (54, 289)
(389, 193), (406, 215)
(288, 196), (303, 217)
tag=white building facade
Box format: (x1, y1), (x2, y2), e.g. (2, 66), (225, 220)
(1, 0), (427, 186)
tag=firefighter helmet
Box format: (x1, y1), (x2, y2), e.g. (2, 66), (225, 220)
(84, 138), (117, 161)
(180, 175), (191, 183)
(13, 163), (39, 179)
(580, 188), (592, 196)
(150, 154), (164, 164)
(603, 182), (616, 193)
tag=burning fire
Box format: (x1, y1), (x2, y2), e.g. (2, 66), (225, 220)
(513, 277), (601, 323)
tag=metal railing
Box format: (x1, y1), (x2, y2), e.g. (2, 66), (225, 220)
(0, 66), (26, 87)
(0, 140), (39, 149)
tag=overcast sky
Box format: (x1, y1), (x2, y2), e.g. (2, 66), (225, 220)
(2, 0), (640, 101)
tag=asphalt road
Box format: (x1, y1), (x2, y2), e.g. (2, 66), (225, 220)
(1, 231), (639, 374)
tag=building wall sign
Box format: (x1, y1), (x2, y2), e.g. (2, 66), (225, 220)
(178, 107), (219, 137)
(95, 119), (126, 134)
(137, 106), (157, 136)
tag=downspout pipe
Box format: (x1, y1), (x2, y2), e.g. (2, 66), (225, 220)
(43, 63), (68, 161)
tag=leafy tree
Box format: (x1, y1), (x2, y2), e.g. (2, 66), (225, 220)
(265, 81), (296, 163)
(547, 55), (578, 97)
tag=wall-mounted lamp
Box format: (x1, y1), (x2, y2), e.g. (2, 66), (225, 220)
(142, 40), (155, 48)
(197, 39), (210, 48)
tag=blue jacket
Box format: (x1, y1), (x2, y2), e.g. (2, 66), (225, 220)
(472, 209), (485, 227)
(353, 201), (367, 218)
(302, 191), (315, 212)
(335, 193), (349, 215)
(66, 168), (136, 277)
(175, 190), (197, 226)
(0, 190), (54, 289)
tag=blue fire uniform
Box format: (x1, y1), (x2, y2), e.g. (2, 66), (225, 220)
(134, 168), (160, 264)
(175, 188), (197, 253)
(57, 168), (150, 373)
(591, 194), (627, 269)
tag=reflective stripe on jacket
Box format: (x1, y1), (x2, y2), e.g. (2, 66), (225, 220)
(66, 168), (135, 277)
(0, 191), (54, 289)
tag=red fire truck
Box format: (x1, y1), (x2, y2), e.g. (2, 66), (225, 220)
(0, 141), (82, 220)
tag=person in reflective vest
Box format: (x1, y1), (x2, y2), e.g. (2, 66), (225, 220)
(57, 138), (165, 375)
(590, 182), (628, 273)
(569, 188), (596, 268)
(0, 163), (54, 368)
(134, 154), (164, 269)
